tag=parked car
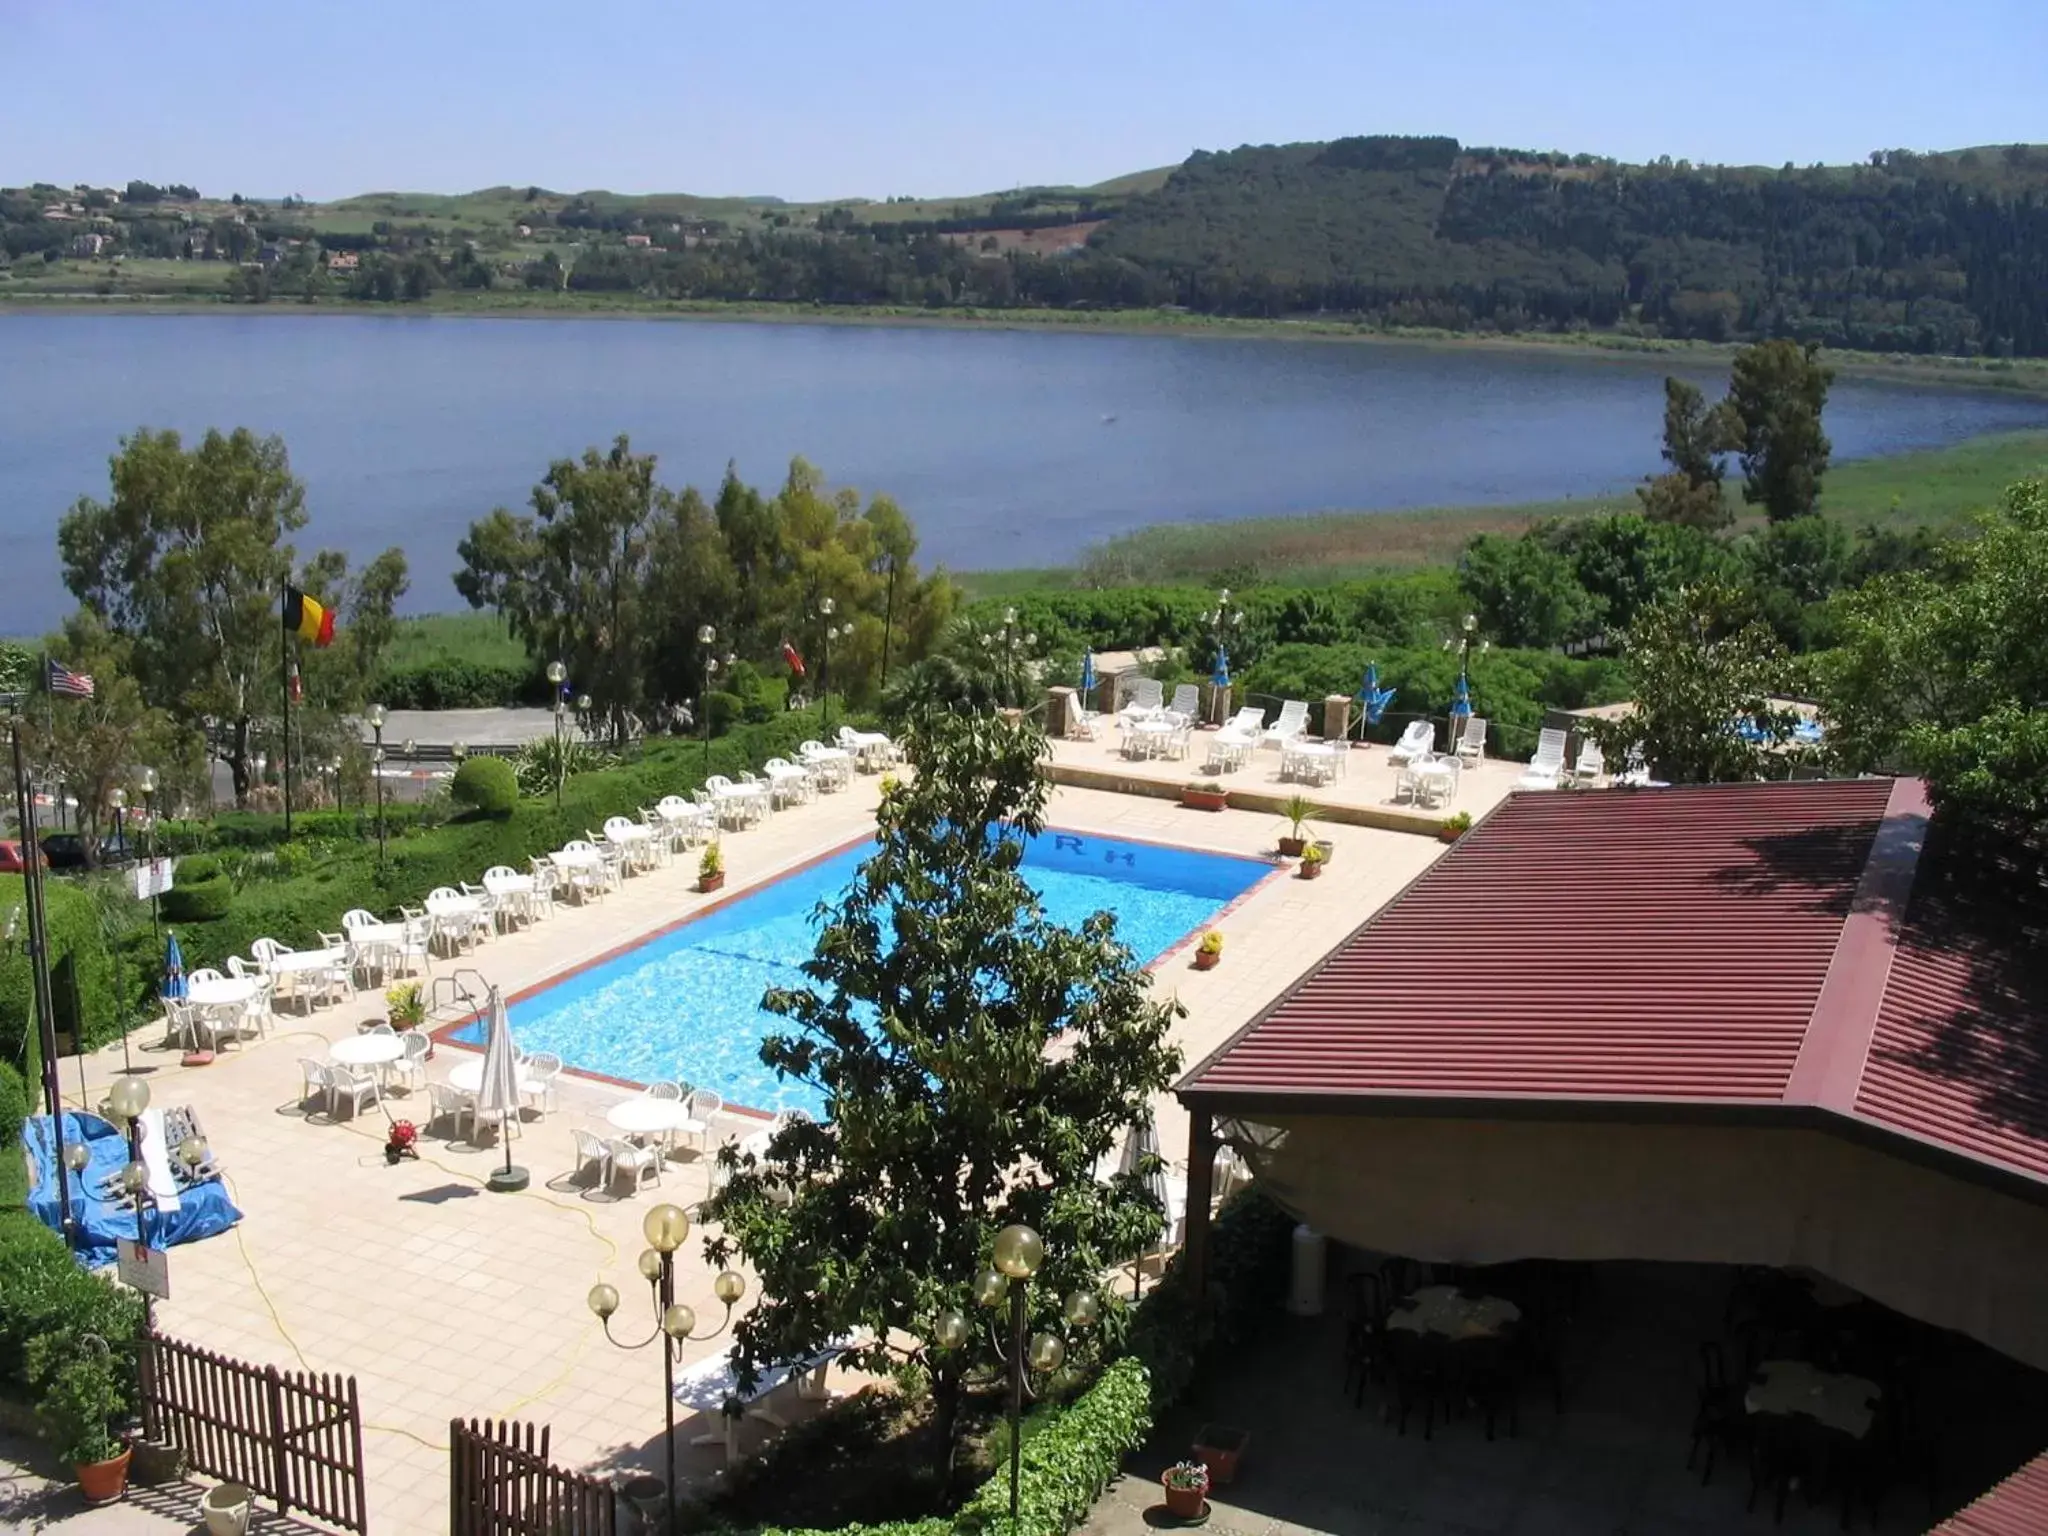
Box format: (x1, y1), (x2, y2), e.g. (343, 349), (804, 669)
(39, 834), (90, 871)
(0, 839), (49, 874)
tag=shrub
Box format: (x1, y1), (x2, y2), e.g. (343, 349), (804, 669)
(376, 657), (536, 710)
(160, 868), (232, 923)
(1125, 1186), (1294, 1410)
(450, 755), (519, 817)
(0, 1208), (143, 1418)
(0, 1063), (26, 1205)
(0, 878), (122, 1071)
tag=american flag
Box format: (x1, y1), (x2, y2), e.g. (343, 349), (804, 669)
(45, 658), (95, 698)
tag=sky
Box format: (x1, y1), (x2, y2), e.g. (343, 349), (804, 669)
(3, 0), (2043, 202)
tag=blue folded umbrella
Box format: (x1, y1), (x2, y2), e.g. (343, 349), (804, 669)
(1078, 649), (1096, 698)
(1211, 646), (1231, 690)
(1450, 674), (1473, 721)
(1358, 661), (1396, 726)
(160, 930), (187, 1002)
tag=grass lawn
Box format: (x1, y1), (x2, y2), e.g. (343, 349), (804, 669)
(972, 428), (2048, 592)
(381, 612), (527, 673)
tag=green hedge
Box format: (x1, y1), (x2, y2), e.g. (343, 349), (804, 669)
(451, 756), (518, 817)
(755, 1358), (1152, 1536)
(376, 657), (540, 710)
(161, 708), (855, 973)
(0, 878), (123, 1075)
(0, 1063), (26, 1208)
(0, 1207), (144, 1419)
(154, 805), (440, 854)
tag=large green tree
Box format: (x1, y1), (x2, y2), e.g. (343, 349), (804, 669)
(1725, 340), (1834, 522)
(455, 435), (671, 743)
(58, 427), (406, 803)
(1587, 580), (1797, 783)
(1637, 376), (1736, 530)
(704, 712), (1182, 1477)
(1456, 531), (1597, 648)
(1817, 478), (2048, 832)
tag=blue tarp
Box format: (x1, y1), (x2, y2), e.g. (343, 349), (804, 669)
(23, 1111), (242, 1269)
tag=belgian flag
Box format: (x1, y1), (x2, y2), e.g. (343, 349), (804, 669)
(282, 586), (335, 648)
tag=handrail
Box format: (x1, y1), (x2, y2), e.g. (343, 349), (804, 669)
(428, 967), (493, 1021)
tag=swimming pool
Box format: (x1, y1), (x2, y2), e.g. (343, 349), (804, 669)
(453, 828), (1270, 1116)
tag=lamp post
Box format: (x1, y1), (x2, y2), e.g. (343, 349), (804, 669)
(575, 696), (592, 747)
(109, 787), (126, 863)
(103, 1076), (209, 1331)
(545, 659), (567, 809)
(1204, 589), (1245, 725)
(817, 597), (836, 734)
(139, 767), (160, 943)
(587, 1202), (747, 1522)
(953, 1224), (1099, 1525)
(367, 704), (387, 867)
(1442, 612), (1490, 751)
(697, 625), (716, 773)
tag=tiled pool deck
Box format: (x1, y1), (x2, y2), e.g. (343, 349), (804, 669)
(22, 772), (1448, 1532)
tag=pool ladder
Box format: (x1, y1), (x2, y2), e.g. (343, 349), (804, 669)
(428, 967), (494, 1023)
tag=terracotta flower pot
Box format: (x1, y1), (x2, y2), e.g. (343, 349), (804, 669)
(75, 1447), (132, 1506)
(1161, 1473), (1208, 1519)
(1181, 788), (1228, 812)
(1193, 950), (1220, 972)
(1277, 836), (1306, 858)
(698, 872), (725, 893)
(1194, 1424), (1249, 1485)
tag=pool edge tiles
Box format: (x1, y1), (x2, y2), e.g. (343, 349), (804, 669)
(440, 826), (1280, 1117)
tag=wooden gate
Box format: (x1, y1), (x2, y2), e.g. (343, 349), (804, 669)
(139, 1330), (369, 1532)
(450, 1418), (619, 1536)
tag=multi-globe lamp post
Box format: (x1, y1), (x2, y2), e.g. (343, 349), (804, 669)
(931, 1223), (1099, 1525)
(1442, 612), (1489, 746)
(545, 659), (568, 808)
(697, 625), (717, 772)
(1204, 588), (1245, 725)
(980, 608), (1036, 708)
(95, 1075), (210, 1328)
(586, 1202), (747, 1522)
(817, 597), (837, 734)
(367, 703), (388, 865)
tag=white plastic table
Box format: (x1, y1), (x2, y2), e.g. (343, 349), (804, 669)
(264, 947), (345, 980)
(188, 977), (258, 1009)
(1388, 1286), (1521, 1342)
(607, 1098), (693, 1139)
(330, 1034), (405, 1068)
(1745, 1360), (1880, 1440)
(448, 1060), (544, 1099)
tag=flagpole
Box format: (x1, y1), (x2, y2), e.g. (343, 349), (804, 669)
(281, 584), (294, 839)
(9, 715), (75, 1244)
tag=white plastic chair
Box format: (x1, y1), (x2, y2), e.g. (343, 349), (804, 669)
(1455, 716), (1488, 763)
(1519, 728), (1569, 789)
(676, 1089), (722, 1153)
(386, 1030), (429, 1095)
(428, 1081), (475, 1140)
(328, 1063), (382, 1119)
(523, 1052), (562, 1115)
(644, 1081), (683, 1102)
(1387, 720), (1436, 765)
(608, 1137), (662, 1193)
(1166, 684), (1200, 724)
(573, 1129), (612, 1186)
(299, 1058), (330, 1111)
(1260, 699), (1310, 750)
(1573, 740), (1606, 781)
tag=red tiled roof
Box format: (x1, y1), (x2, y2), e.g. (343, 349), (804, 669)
(1186, 780), (1894, 1105)
(1929, 1448), (2048, 1534)
(1182, 776), (2048, 1197)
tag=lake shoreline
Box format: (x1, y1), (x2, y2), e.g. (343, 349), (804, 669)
(4, 293), (2045, 396)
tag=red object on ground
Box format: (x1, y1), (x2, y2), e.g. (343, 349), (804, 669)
(181, 1050), (216, 1068)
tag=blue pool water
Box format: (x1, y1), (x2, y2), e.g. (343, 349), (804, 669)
(455, 829), (1269, 1116)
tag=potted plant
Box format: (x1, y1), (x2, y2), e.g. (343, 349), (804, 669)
(384, 1119), (419, 1165)
(1181, 781), (1229, 812)
(42, 1351), (130, 1505)
(1276, 794), (1317, 857)
(1298, 844), (1325, 880)
(698, 842), (726, 893)
(1161, 1460), (1210, 1520)
(384, 981), (427, 1032)
(1193, 931), (1223, 971)
(1439, 810), (1474, 844)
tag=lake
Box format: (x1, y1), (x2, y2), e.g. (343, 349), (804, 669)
(3, 313), (2045, 632)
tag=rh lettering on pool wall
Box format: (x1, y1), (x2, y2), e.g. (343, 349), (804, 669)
(1049, 833), (1138, 868)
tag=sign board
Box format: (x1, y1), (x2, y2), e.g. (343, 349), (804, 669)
(131, 858), (176, 901)
(116, 1237), (170, 1300)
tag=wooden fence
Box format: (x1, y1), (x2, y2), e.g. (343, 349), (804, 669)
(138, 1329), (369, 1533)
(450, 1418), (619, 1536)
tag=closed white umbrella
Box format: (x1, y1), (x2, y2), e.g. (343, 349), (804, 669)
(477, 986), (529, 1192)
(1118, 1105), (1170, 1250)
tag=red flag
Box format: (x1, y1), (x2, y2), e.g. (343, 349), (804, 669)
(781, 640), (806, 678)
(289, 664), (304, 704)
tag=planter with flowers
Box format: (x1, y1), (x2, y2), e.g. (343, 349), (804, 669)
(1276, 794), (1318, 858)
(1193, 931), (1224, 971)
(1181, 782), (1229, 813)
(698, 843), (726, 894)
(384, 1119), (419, 1165)
(1161, 1460), (1211, 1520)
(1298, 844), (1325, 881)
(1439, 811), (1474, 844)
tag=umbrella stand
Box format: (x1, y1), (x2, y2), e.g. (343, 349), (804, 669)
(479, 985), (530, 1193)
(488, 1115), (528, 1193)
